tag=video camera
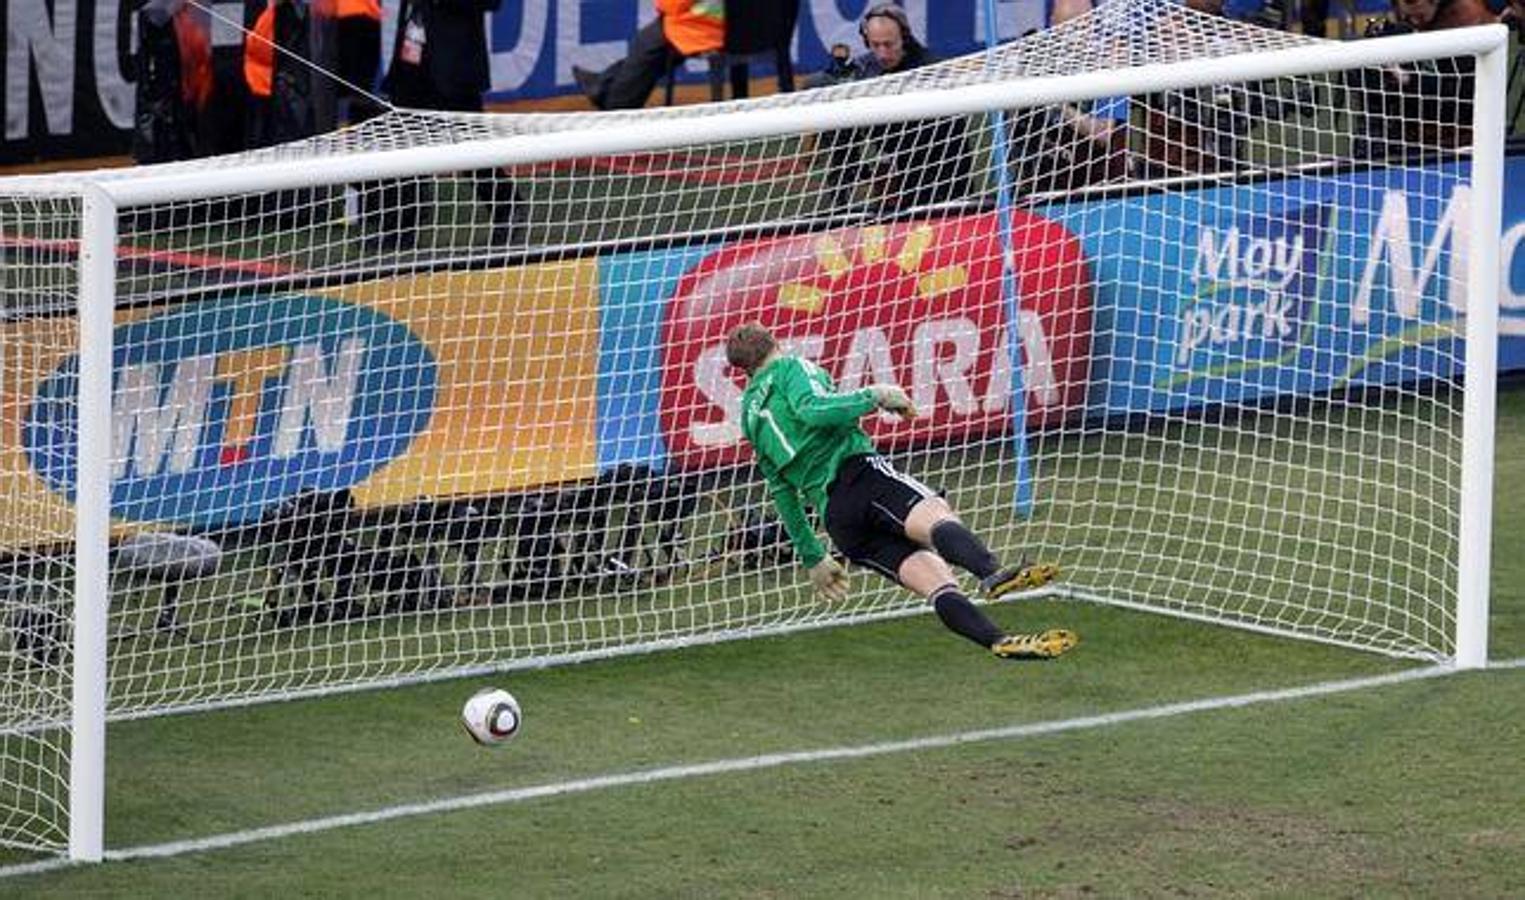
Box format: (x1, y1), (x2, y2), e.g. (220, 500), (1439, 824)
(1362, 17), (1416, 38)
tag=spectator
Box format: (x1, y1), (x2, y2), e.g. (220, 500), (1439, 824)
(811, 3), (972, 214)
(244, 0), (315, 149)
(852, 2), (931, 79)
(1392, 0), (1496, 30)
(317, 0), (385, 125)
(132, 0), (213, 165)
(571, 1), (725, 110)
(1396, 0), (1497, 147)
(1136, 0), (1237, 177)
(1008, 0), (1132, 196)
(1135, 0), (1317, 177)
(1349, 0), (1497, 157)
(384, 0), (501, 115)
(310, 0), (383, 225)
(820, 42), (860, 82)
(371, 0), (521, 249)
(239, 0), (322, 229)
(129, 0), (213, 230)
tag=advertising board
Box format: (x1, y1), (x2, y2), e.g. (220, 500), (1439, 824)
(3, 155), (1521, 540)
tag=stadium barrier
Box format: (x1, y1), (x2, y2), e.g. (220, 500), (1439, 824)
(1, 152), (1521, 539)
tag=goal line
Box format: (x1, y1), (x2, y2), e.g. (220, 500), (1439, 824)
(10, 659), (1521, 880)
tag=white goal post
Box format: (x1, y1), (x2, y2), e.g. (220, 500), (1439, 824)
(0, 3), (1506, 862)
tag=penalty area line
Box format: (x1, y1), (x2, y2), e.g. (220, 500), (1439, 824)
(5, 659), (1522, 879)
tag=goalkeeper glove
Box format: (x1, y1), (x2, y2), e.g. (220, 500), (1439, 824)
(808, 557), (849, 603)
(867, 384), (918, 419)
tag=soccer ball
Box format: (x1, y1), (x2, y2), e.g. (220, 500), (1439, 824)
(461, 687), (522, 746)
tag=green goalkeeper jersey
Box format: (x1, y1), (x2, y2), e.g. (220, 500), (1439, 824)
(738, 355), (878, 568)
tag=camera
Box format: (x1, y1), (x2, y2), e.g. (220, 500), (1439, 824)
(1363, 17), (1416, 38)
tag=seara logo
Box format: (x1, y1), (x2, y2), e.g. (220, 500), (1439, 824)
(1173, 204), (1327, 377)
(659, 213), (1093, 470)
(24, 295), (437, 528)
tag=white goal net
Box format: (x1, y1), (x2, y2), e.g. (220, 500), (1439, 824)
(0, 0), (1505, 858)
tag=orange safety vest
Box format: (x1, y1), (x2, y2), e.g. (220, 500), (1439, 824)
(655, 0), (724, 57)
(333, 0), (380, 21)
(244, 3), (275, 99)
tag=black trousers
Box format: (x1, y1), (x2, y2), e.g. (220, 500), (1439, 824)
(335, 15), (384, 123)
(368, 71), (520, 244)
(590, 17), (684, 110)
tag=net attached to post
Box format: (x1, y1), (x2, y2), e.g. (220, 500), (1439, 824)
(0, 0), (1501, 855)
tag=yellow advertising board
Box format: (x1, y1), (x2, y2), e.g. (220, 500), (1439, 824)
(317, 263), (601, 508)
(0, 258), (602, 545)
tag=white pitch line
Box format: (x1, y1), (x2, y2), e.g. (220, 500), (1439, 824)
(5, 658), (1524, 880)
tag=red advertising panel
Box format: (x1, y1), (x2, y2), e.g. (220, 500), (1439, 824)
(659, 212), (1093, 470)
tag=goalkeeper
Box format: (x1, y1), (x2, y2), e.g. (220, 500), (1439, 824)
(726, 324), (1077, 660)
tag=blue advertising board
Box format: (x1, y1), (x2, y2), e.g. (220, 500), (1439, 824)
(22, 295), (438, 528)
(586, 152), (1525, 476)
(1037, 156), (1525, 417)
(596, 244), (717, 470)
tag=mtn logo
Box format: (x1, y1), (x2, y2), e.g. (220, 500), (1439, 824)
(24, 295), (437, 528)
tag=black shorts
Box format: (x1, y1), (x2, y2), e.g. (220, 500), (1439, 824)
(824, 454), (939, 582)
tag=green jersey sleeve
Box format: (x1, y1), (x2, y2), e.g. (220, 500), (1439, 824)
(776, 358), (877, 428)
(757, 455), (828, 568)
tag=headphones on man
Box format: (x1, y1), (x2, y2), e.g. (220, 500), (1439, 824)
(858, 2), (913, 44)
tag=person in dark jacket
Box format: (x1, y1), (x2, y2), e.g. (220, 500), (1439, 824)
(132, 0), (213, 164)
(812, 3), (971, 214)
(370, 0), (521, 249)
(244, 0), (315, 149)
(384, 0), (499, 112)
(323, 0), (384, 125)
(129, 0), (213, 230)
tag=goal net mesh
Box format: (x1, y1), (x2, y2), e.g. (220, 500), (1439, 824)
(0, 0), (1489, 853)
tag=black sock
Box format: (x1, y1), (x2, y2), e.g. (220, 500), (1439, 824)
(931, 586), (1004, 648)
(930, 520), (999, 580)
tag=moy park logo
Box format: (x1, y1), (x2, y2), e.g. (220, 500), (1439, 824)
(1168, 183), (1482, 391)
(1170, 203), (1327, 381)
(24, 295), (438, 528)
(659, 213), (1094, 469)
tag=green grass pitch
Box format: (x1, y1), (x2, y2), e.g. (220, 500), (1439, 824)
(0, 383), (1519, 896)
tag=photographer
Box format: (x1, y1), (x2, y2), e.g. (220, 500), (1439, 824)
(1008, 0), (1133, 195)
(807, 4), (972, 215)
(1351, 0), (1497, 157)
(1137, 0), (1314, 177)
